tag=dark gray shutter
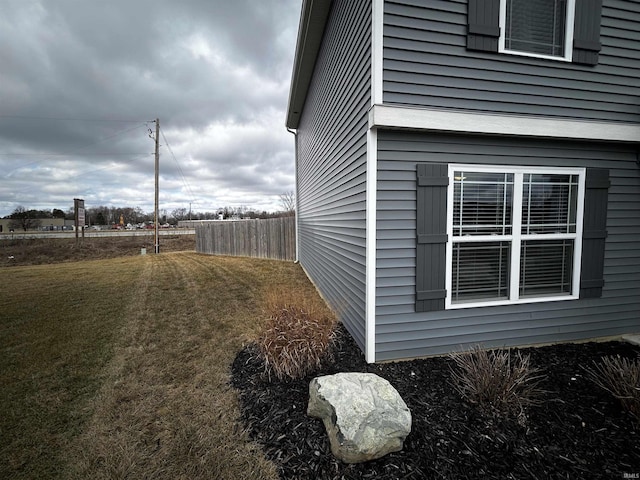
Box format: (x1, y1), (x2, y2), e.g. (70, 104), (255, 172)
(572, 0), (602, 65)
(580, 168), (609, 299)
(467, 0), (500, 52)
(416, 164), (448, 312)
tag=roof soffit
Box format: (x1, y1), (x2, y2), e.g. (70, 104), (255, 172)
(286, 0), (332, 129)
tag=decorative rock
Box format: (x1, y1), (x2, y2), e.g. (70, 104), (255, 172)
(307, 372), (411, 463)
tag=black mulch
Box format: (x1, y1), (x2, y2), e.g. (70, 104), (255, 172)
(231, 324), (640, 480)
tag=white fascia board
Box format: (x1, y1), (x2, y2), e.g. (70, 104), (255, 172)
(286, 0), (333, 129)
(369, 105), (640, 143)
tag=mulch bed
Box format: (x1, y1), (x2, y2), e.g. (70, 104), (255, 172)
(231, 324), (640, 479)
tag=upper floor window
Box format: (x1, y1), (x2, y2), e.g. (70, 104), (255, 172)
(500, 0), (576, 61)
(466, 0), (601, 65)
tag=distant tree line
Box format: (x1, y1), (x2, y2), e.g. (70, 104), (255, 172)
(84, 204), (294, 225)
(3, 206), (66, 231)
(3, 192), (295, 230)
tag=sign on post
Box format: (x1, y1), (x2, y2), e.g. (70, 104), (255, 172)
(74, 198), (85, 243)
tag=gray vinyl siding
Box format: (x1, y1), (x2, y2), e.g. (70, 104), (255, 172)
(296, 0), (371, 351)
(382, 0), (640, 123)
(375, 131), (640, 361)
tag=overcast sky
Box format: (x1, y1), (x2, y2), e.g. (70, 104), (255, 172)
(0, 0), (301, 218)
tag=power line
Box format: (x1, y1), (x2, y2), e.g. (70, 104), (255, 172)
(0, 114), (151, 123)
(0, 122), (150, 158)
(75, 122), (151, 152)
(159, 126), (198, 205)
(0, 153), (151, 156)
(64, 154), (151, 181)
(4, 155), (150, 178)
(2, 123), (152, 179)
(2, 153), (152, 194)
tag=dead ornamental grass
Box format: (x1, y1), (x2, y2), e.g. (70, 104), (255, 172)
(583, 354), (640, 420)
(256, 287), (337, 381)
(2, 252), (319, 480)
(449, 346), (545, 420)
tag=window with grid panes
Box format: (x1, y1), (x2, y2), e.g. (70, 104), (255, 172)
(447, 166), (584, 308)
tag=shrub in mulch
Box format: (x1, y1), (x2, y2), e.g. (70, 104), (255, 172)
(255, 288), (337, 381)
(231, 325), (640, 480)
(583, 354), (640, 420)
(448, 346), (545, 422)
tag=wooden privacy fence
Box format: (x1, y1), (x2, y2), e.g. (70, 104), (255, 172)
(195, 217), (295, 261)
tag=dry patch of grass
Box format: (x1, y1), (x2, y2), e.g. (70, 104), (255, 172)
(0, 234), (194, 267)
(0, 258), (141, 478)
(1, 252), (321, 479)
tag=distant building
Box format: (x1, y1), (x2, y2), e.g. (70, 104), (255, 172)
(0, 218), (74, 233)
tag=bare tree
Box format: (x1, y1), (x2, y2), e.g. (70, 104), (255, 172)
(9, 206), (42, 231)
(279, 191), (295, 215)
(172, 208), (188, 222)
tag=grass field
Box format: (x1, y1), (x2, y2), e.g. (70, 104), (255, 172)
(0, 234), (195, 267)
(0, 246), (325, 479)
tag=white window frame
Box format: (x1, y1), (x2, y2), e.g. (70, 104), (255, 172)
(499, 0), (576, 62)
(445, 164), (586, 310)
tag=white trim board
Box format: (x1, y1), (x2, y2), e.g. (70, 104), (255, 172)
(365, 128), (377, 364)
(369, 105), (640, 143)
(372, 0), (384, 105)
(363, 0), (384, 364)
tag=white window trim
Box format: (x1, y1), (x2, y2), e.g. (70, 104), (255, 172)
(445, 164), (586, 310)
(499, 0), (576, 62)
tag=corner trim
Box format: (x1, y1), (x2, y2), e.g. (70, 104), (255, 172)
(372, 0), (383, 105)
(365, 128), (377, 364)
(369, 104), (640, 143)
(364, 0), (383, 364)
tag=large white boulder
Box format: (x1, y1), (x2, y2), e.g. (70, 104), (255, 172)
(307, 372), (411, 463)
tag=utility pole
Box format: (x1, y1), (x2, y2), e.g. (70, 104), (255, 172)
(154, 118), (160, 254)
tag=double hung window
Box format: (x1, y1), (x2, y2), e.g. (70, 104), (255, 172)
(467, 0), (601, 66)
(446, 165), (585, 308)
(499, 0), (576, 61)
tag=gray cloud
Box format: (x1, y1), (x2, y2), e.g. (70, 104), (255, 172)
(0, 0), (300, 216)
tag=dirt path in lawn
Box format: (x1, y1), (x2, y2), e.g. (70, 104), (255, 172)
(65, 253), (279, 480)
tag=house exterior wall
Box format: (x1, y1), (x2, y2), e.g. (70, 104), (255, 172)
(382, 0), (640, 123)
(287, 0), (639, 362)
(295, 0), (372, 350)
(375, 130), (640, 361)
